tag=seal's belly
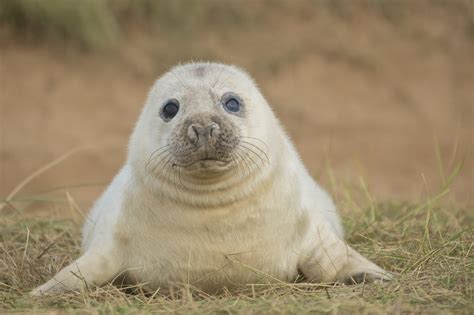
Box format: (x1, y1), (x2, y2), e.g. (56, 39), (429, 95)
(122, 229), (301, 292)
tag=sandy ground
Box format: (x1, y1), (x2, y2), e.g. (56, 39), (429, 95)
(0, 2), (473, 216)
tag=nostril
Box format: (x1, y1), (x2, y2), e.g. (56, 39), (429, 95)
(192, 125), (199, 138)
(187, 124), (202, 144)
(208, 123), (220, 138)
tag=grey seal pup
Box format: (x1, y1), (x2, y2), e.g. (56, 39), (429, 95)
(32, 62), (391, 295)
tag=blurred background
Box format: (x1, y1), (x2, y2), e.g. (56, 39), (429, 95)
(0, 0), (472, 217)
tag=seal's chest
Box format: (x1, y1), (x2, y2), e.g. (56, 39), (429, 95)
(124, 217), (300, 291)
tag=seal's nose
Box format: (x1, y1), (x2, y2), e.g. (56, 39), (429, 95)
(187, 122), (221, 145)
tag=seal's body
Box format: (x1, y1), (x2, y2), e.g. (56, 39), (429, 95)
(32, 63), (390, 295)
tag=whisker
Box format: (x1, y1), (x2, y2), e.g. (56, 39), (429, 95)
(231, 155), (240, 178)
(231, 151), (243, 177)
(235, 149), (252, 177)
(212, 64), (226, 88)
(239, 143), (267, 165)
(162, 158), (172, 185)
(164, 155), (181, 189)
(238, 146), (260, 169)
(151, 151), (172, 175)
(170, 69), (187, 89)
(145, 145), (170, 172)
(146, 147), (171, 173)
(148, 143), (170, 155)
(240, 140), (270, 164)
(213, 69), (234, 89)
(168, 156), (178, 188)
(175, 159), (185, 189)
(239, 136), (270, 151)
(147, 144), (170, 160)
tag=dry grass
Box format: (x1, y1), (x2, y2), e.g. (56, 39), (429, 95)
(1, 165), (472, 314)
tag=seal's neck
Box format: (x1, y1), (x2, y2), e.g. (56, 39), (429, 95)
(136, 159), (274, 209)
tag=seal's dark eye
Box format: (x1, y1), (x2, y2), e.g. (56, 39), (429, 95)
(224, 98), (240, 113)
(161, 99), (179, 121)
(221, 92), (244, 116)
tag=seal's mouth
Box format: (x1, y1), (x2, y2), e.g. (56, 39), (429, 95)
(171, 157), (233, 177)
(182, 158), (230, 168)
(200, 157), (219, 161)
(175, 157), (230, 168)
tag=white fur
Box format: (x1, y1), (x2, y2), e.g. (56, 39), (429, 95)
(32, 63), (390, 295)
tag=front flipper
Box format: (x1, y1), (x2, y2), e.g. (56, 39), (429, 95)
(298, 223), (391, 284)
(31, 249), (121, 296)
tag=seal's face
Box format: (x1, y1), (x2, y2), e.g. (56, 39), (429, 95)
(168, 112), (240, 168)
(135, 63), (271, 180)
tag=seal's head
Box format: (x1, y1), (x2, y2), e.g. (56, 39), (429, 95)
(129, 63), (277, 183)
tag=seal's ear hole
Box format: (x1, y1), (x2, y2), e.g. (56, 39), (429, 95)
(160, 99), (180, 122)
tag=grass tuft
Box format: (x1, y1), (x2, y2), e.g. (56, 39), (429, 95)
(0, 0), (118, 49)
(0, 0), (260, 50)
